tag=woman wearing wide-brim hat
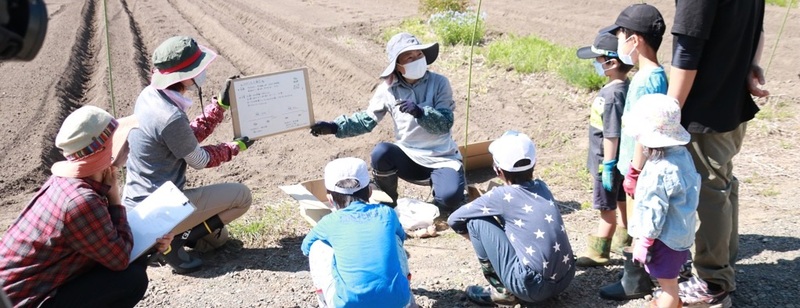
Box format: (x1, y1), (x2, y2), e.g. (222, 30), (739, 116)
(123, 36), (255, 274)
(310, 32), (465, 212)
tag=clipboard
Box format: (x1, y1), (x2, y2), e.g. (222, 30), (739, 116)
(228, 68), (315, 140)
(126, 181), (196, 262)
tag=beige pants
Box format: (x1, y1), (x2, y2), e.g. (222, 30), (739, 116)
(685, 124), (746, 292)
(171, 183), (252, 234)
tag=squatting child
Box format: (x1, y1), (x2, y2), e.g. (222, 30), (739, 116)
(300, 157), (415, 308)
(447, 131), (574, 306)
(575, 31), (634, 267)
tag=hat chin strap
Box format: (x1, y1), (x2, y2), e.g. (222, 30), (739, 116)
(194, 79), (206, 119)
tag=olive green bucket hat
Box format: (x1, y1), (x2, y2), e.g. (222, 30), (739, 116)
(150, 36), (217, 90)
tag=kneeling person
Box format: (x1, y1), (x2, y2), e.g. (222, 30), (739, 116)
(301, 158), (414, 308)
(448, 131), (575, 306)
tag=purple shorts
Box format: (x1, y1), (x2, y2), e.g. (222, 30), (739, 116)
(645, 239), (690, 279)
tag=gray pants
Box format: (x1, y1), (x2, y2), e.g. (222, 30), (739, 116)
(467, 217), (573, 303)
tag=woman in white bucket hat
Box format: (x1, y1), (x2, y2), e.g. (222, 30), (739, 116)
(309, 32), (464, 212)
(123, 36), (255, 274)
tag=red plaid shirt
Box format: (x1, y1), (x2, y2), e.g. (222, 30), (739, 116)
(0, 176), (133, 307)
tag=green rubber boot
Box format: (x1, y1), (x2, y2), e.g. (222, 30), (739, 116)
(576, 235), (611, 267)
(610, 226), (632, 255)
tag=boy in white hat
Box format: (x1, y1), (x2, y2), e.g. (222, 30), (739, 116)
(0, 106), (171, 307)
(301, 157), (414, 308)
(624, 94), (700, 308)
(309, 32), (464, 212)
(448, 131), (574, 306)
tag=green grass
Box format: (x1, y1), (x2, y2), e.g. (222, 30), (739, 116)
(755, 100), (793, 121)
(418, 0), (469, 16)
(429, 10), (485, 46)
(381, 18), (437, 44)
(758, 186), (780, 197)
(485, 35), (606, 91)
(227, 200), (309, 246)
(766, 0), (798, 7)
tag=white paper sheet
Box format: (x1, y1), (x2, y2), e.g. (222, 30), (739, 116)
(230, 68), (314, 140)
(126, 181), (195, 262)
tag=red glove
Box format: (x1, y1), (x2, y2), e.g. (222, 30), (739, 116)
(623, 165), (641, 197)
(633, 237), (654, 265)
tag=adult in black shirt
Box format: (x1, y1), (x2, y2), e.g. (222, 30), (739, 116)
(666, 0), (768, 306)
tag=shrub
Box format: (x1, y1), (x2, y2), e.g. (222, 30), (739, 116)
(428, 10), (486, 46)
(419, 0), (469, 16)
(486, 35), (605, 91)
(381, 18), (432, 43)
(766, 0), (798, 7)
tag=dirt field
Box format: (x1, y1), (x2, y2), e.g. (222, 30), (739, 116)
(1, 0), (798, 307)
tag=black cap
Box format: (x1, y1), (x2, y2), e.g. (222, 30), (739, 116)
(576, 32), (619, 59)
(602, 3), (665, 37)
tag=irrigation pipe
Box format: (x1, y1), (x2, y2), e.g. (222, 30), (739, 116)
(764, 0), (794, 78)
(102, 0), (117, 117)
(463, 0), (483, 171)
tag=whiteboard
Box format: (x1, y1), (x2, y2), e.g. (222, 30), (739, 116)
(229, 68), (315, 140)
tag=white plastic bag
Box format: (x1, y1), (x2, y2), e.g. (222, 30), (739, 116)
(394, 198), (440, 231)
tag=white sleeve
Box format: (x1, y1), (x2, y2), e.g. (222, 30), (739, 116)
(183, 145), (210, 169)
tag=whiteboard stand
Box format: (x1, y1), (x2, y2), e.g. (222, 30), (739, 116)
(229, 67), (315, 140)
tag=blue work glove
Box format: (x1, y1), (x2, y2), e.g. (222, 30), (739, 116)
(395, 99), (423, 118)
(310, 121), (338, 136)
(233, 136), (255, 151)
(600, 159), (617, 191)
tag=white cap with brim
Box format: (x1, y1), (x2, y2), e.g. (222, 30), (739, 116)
(324, 157), (371, 195)
(488, 130), (537, 172)
(150, 36), (217, 90)
(622, 94), (690, 148)
(380, 32), (439, 78)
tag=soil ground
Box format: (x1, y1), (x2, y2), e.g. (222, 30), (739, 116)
(1, 0), (798, 307)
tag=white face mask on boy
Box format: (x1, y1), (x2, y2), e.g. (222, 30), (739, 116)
(400, 56), (428, 80)
(617, 36), (636, 65)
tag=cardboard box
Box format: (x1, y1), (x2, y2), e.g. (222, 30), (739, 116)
(280, 179), (392, 226)
(282, 140), (494, 226)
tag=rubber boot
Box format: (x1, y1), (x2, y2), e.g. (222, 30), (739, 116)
(610, 226), (632, 255)
(164, 215), (224, 274)
(576, 235), (611, 267)
(466, 259), (518, 306)
(599, 246), (654, 300)
(372, 169), (398, 207)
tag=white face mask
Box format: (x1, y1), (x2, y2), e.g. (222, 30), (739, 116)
(593, 59), (613, 77)
(188, 70), (207, 91)
(617, 36), (636, 65)
(400, 56), (428, 80)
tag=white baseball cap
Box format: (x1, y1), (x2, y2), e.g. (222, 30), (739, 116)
(488, 130), (537, 172)
(324, 157), (370, 195)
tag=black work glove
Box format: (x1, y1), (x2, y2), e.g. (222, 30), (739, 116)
(310, 121), (338, 136)
(218, 75), (241, 109)
(396, 99), (423, 118)
(233, 136), (255, 151)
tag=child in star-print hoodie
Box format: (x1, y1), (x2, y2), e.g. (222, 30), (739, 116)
(448, 131), (575, 306)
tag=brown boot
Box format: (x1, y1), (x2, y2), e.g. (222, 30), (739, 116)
(576, 235), (611, 267)
(610, 226), (632, 255)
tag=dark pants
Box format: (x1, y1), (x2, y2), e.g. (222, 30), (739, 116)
(371, 142), (465, 209)
(467, 217), (574, 303)
(40, 257), (149, 308)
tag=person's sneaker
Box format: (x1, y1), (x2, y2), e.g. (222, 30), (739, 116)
(653, 276), (732, 308)
(465, 285), (518, 307)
